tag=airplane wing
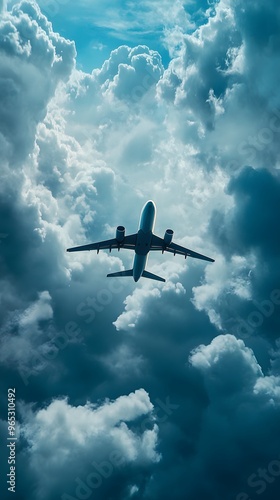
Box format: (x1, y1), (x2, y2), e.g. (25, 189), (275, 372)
(67, 234), (137, 253)
(150, 235), (215, 262)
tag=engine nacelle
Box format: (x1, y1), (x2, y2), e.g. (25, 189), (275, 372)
(164, 229), (174, 245)
(116, 225), (125, 242)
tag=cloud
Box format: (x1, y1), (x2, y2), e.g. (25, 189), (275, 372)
(190, 333), (263, 389)
(193, 167), (280, 351)
(19, 389), (160, 499)
(187, 334), (280, 499)
(0, 1), (75, 164)
(158, 0), (280, 174)
(210, 167), (280, 258)
(1, 0), (280, 499)
(19, 290), (53, 327)
(0, 290), (60, 385)
(113, 286), (161, 331)
(113, 266), (186, 331)
(102, 45), (164, 102)
(0, 0), (6, 12)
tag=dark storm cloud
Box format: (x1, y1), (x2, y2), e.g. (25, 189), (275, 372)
(107, 268), (218, 500)
(0, 0), (77, 365)
(202, 167), (280, 346)
(211, 167), (280, 258)
(107, 275), (280, 500)
(187, 334), (280, 500)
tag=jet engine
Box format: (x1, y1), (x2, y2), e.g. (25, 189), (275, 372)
(116, 225), (125, 242)
(164, 229), (174, 245)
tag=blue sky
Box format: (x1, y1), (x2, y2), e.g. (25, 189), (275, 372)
(36, 0), (175, 70)
(1, 1), (280, 499)
(33, 0), (213, 71)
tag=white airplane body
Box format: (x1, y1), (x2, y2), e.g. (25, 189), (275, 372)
(67, 200), (214, 282)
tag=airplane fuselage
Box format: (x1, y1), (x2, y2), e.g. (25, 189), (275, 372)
(133, 201), (156, 281)
(67, 199), (215, 282)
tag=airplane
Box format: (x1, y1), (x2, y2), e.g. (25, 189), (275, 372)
(67, 200), (214, 282)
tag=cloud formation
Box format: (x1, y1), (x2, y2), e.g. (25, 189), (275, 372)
(188, 334), (280, 499)
(0, 0), (280, 499)
(19, 389), (160, 499)
(0, 1), (75, 164)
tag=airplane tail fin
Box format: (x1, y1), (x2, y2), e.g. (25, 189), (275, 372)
(107, 269), (133, 278)
(142, 270), (165, 282)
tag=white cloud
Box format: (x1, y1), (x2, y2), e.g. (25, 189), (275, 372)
(0, 1), (75, 164)
(190, 333), (263, 384)
(113, 262), (186, 332)
(192, 254), (256, 329)
(20, 389), (161, 498)
(254, 375), (280, 403)
(114, 286), (161, 331)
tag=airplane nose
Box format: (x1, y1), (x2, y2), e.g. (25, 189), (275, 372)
(147, 201), (155, 211)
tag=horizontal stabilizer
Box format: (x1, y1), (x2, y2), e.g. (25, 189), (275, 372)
(107, 269), (133, 278)
(142, 270), (165, 282)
